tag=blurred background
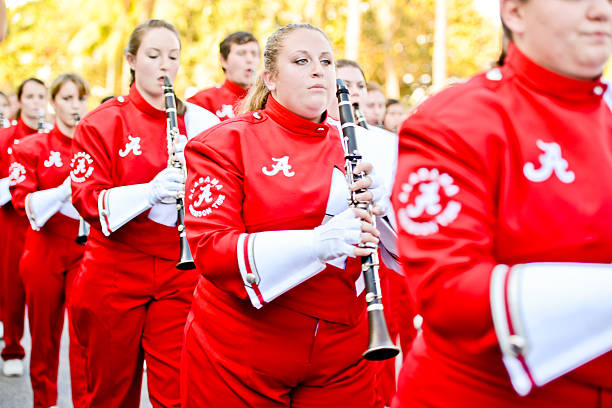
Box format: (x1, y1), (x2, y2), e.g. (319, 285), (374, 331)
(2, 0), (503, 108)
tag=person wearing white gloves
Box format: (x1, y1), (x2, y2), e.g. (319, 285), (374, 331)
(68, 20), (219, 408)
(9, 73), (90, 407)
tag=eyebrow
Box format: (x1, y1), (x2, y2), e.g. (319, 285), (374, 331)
(145, 47), (180, 52)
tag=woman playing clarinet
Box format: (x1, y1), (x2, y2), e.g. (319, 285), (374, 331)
(9, 73), (89, 408)
(182, 23), (389, 407)
(69, 19), (218, 407)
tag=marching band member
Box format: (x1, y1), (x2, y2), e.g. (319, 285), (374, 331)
(328, 59), (414, 408)
(362, 81), (387, 128)
(392, 0), (612, 406)
(69, 20), (218, 407)
(187, 31), (260, 120)
(0, 91), (10, 127)
(0, 77), (47, 378)
(181, 23), (384, 407)
(9, 73), (89, 408)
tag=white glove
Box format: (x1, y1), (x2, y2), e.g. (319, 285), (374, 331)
(56, 176), (72, 202)
(148, 167), (185, 205)
(366, 167), (391, 215)
(313, 208), (362, 262)
(173, 134), (188, 167)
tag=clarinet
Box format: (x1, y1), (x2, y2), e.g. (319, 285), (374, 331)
(37, 109), (45, 133)
(74, 113), (90, 244)
(352, 103), (369, 130)
(336, 79), (399, 361)
(163, 76), (196, 270)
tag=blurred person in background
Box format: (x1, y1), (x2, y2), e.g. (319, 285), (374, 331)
(362, 81), (387, 128)
(383, 98), (408, 134)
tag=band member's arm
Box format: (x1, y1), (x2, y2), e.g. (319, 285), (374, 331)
(8, 141), (40, 217)
(393, 104), (612, 396)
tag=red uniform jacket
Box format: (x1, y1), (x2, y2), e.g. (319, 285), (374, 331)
(184, 96), (365, 324)
(187, 79), (247, 121)
(71, 85), (188, 260)
(9, 126), (78, 240)
(392, 43), (612, 405)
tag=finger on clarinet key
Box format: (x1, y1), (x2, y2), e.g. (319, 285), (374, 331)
(353, 161), (373, 176)
(352, 207), (373, 223)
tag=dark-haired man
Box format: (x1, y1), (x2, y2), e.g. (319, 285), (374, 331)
(188, 31), (259, 120)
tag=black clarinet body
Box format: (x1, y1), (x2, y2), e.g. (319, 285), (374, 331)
(336, 79), (399, 361)
(163, 76), (195, 271)
(352, 103), (369, 130)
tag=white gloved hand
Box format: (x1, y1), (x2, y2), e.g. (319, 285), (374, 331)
(313, 208), (362, 262)
(55, 176), (72, 202)
(173, 134), (188, 167)
(366, 167), (391, 215)
(147, 167), (185, 206)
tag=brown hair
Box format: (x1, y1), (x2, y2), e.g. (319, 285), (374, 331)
(366, 81), (384, 95)
(50, 73), (90, 101)
(124, 19), (186, 114)
(16, 77), (46, 120)
(336, 59), (366, 82)
(240, 23), (330, 113)
(220, 31), (259, 71)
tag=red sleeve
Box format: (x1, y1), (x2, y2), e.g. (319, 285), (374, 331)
(8, 138), (39, 216)
(391, 86), (507, 354)
(70, 116), (114, 227)
(184, 126), (247, 299)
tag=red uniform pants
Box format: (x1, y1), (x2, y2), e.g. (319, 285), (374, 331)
(181, 280), (376, 408)
(20, 229), (88, 408)
(70, 236), (198, 408)
(0, 205), (27, 361)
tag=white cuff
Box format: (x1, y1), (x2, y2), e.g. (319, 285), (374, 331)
(25, 189), (63, 230)
(59, 201), (80, 220)
(98, 184), (152, 236)
(0, 177), (11, 206)
(236, 231), (326, 308)
(148, 202), (178, 227)
(490, 262), (612, 396)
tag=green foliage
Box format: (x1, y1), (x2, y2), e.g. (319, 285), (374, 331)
(0, 0), (501, 108)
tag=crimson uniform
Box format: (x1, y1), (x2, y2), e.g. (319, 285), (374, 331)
(0, 118), (36, 363)
(392, 43), (612, 407)
(9, 126), (88, 408)
(182, 96), (376, 407)
(187, 78), (248, 121)
(69, 85), (218, 408)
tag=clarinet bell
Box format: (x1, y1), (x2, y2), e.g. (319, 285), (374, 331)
(176, 237), (195, 270)
(363, 308), (400, 361)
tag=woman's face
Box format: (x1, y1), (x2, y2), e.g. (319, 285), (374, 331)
(19, 81), (47, 122)
(263, 28), (335, 122)
(127, 27), (180, 103)
(52, 81), (88, 130)
(337, 66), (366, 106)
(503, 0), (612, 79)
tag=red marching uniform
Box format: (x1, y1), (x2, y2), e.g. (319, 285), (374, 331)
(182, 96), (376, 407)
(187, 78), (248, 121)
(392, 43), (612, 407)
(9, 126), (88, 408)
(69, 85), (216, 408)
(0, 118), (36, 364)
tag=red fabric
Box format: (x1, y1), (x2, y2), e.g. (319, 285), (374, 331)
(0, 118), (37, 361)
(392, 43), (612, 407)
(10, 126), (79, 239)
(70, 85), (187, 260)
(70, 234), (198, 408)
(181, 280), (376, 408)
(184, 95), (365, 325)
(187, 79), (247, 121)
(20, 230), (87, 408)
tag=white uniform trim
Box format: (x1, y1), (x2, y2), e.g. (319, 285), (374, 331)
(237, 231), (326, 309)
(184, 102), (220, 140)
(98, 183), (152, 236)
(0, 177), (11, 206)
(490, 262), (612, 396)
(25, 189), (64, 230)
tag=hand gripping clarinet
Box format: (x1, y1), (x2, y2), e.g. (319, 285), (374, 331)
(74, 114), (90, 244)
(163, 76), (196, 270)
(336, 79), (399, 361)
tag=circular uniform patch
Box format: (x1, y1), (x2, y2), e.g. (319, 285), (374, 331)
(188, 176), (225, 218)
(70, 152), (94, 183)
(396, 167), (461, 236)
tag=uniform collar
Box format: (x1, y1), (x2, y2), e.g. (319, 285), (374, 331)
(506, 42), (606, 106)
(128, 84), (166, 119)
(223, 79), (248, 99)
(264, 95), (330, 137)
(16, 118), (38, 135)
(50, 124), (73, 146)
